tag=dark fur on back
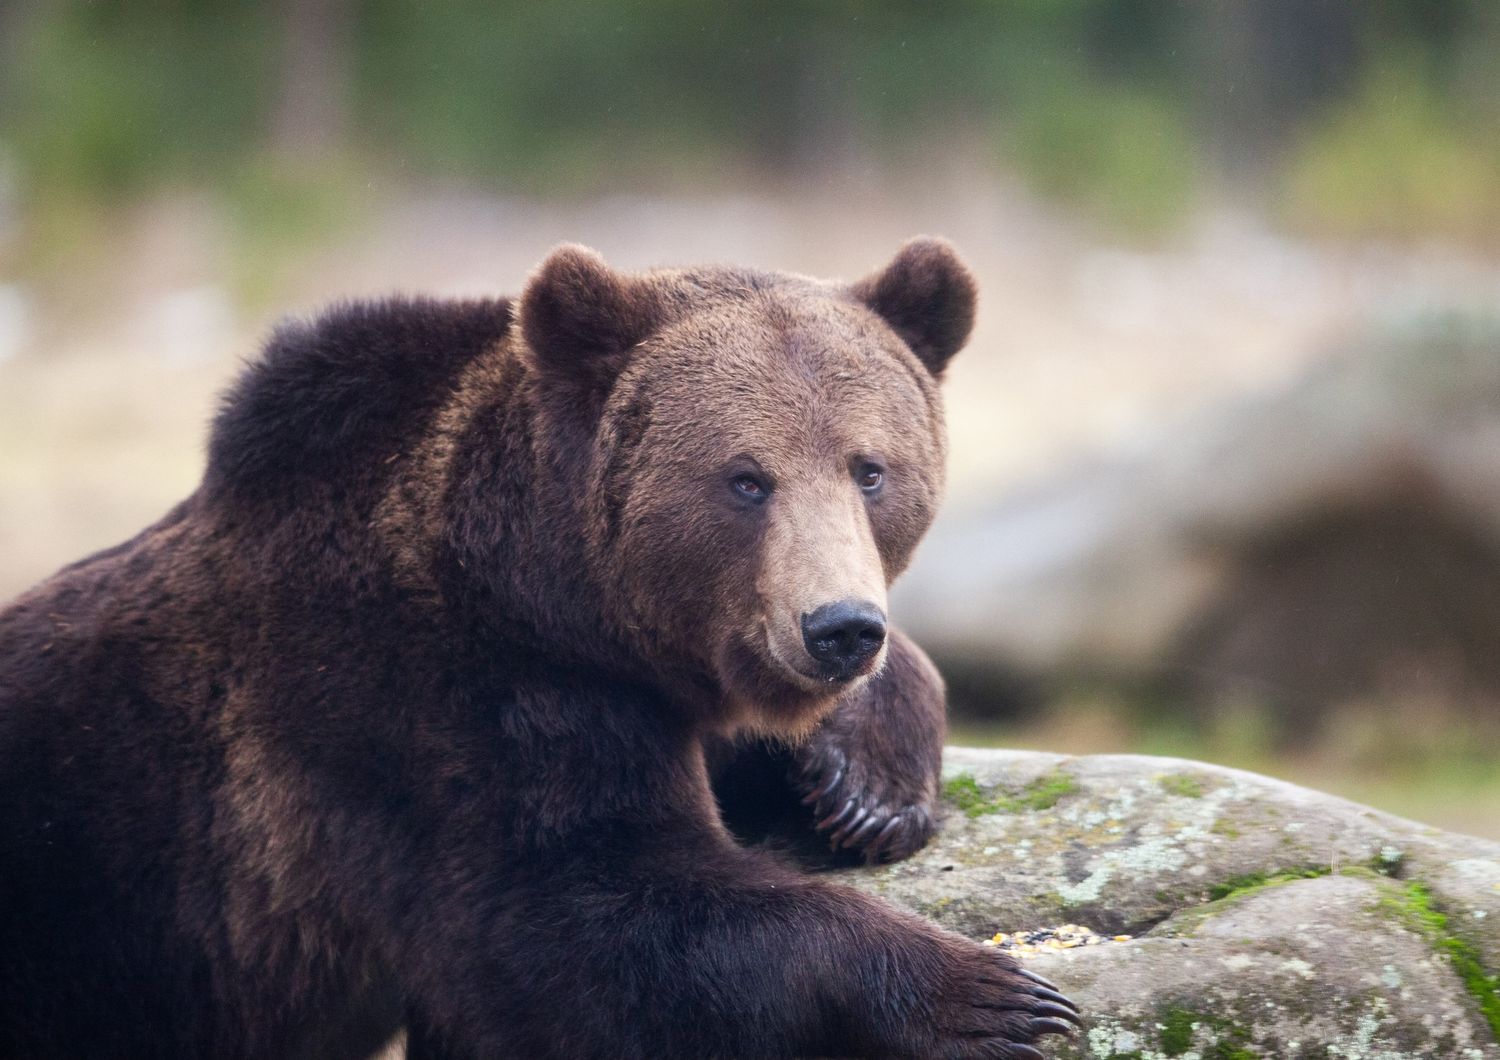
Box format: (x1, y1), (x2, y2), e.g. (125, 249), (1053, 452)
(207, 297), (511, 500)
(0, 244), (1077, 1059)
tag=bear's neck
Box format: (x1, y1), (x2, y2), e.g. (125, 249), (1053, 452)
(196, 299), (724, 726)
(377, 337), (723, 720)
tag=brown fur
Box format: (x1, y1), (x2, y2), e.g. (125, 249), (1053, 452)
(0, 241), (1079, 1058)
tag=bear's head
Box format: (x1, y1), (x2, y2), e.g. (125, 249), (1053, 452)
(519, 239), (975, 733)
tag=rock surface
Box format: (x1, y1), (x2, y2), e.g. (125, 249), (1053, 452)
(838, 747), (1500, 1058)
(895, 317), (1500, 708)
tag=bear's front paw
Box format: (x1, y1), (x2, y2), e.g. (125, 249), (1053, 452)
(795, 740), (937, 865)
(917, 947), (1082, 1059)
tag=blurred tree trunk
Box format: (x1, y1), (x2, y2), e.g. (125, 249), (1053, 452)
(795, 32), (871, 183)
(1191, 0), (1361, 171)
(271, 0), (351, 162)
(0, 0), (41, 102)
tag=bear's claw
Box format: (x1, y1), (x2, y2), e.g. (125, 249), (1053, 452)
(1030, 1016), (1079, 1037)
(1030, 1004), (1081, 1026)
(1024, 968), (1067, 991)
(799, 761), (845, 806)
(921, 947), (1083, 1059)
(816, 797), (860, 833)
(829, 807), (869, 846)
(839, 810), (887, 849)
(1029, 987), (1078, 1012)
(795, 744), (937, 864)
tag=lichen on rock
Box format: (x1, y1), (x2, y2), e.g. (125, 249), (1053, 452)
(837, 748), (1500, 1058)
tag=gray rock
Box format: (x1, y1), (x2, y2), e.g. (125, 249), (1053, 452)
(837, 747), (1500, 1058)
(896, 316), (1500, 701)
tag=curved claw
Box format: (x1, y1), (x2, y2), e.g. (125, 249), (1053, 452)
(1031, 987), (1079, 1013)
(841, 809), (888, 849)
(799, 761), (845, 806)
(812, 779), (852, 822)
(1031, 1002), (1081, 1026)
(829, 806), (871, 848)
(816, 798), (859, 833)
(1029, 1016), (1078, 1038)
(1017, 967), (1060, 991)
(998, 1046), (1045, 1060)
(862, 814), (906, 861)
(797, 743), (843, 778)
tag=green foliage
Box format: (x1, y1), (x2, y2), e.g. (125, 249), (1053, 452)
(2, 0), (1498, 244)
(1285, 57), (1500, 242)
(1007, 80), (1197, 234)
(222, 161), (372, 307)
(942, 770), (1077, 817)
(3, 1), (277, 201)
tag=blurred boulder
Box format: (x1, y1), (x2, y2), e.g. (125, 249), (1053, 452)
(897, 314), (1500, 722)
(1171, 492), (1500, 728)
(841, 747), (1500, 1058)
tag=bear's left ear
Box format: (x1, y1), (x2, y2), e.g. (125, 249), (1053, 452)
(519, 244), (662, 396)
(851, 237), (977, 378)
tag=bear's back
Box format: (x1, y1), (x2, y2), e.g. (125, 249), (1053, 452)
(205, 296), (514, 504)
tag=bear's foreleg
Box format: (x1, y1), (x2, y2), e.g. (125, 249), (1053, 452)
(399, 834), (1076, 1059)
(792, 627), (945, 863)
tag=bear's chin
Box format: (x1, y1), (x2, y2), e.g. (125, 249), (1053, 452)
(714, 634), (873, 739)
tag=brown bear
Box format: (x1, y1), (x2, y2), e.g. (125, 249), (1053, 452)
(0, 240), (1079, 1058)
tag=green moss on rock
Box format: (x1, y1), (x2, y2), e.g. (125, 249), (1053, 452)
(1157, 774), (1207, 799)
(1158, 1007), (1195, 1053)
(1383, 881), (1500, 1039)
(1210, 818), (1242, 839)
(1157, 1006), (1256, 1059)
(942, 770), (1078, 818)
(1207, 867), (1331, 902)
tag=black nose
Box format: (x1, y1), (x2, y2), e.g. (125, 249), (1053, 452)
(801, 600), (887, 676)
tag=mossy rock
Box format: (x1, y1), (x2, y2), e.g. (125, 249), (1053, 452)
(838, 748), (1500, 1057)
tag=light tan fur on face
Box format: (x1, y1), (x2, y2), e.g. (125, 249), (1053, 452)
(758, 476), (888, 688)
(597, 278), (945, 729)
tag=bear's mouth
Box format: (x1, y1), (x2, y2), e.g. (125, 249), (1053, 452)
(718, 628), (846, 704)
(764, 630), (840, 689)
(756, 619), (886, 692)
(711, 632), (855, 734)
(711, 619), (889, 734)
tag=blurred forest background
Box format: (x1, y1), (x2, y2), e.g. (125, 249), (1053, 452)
(2, 0), (1499, 835)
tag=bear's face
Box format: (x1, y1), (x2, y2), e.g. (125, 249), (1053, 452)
(520, 240), (975, 732)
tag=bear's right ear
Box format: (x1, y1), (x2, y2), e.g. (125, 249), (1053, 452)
(519, 244), (661, 396)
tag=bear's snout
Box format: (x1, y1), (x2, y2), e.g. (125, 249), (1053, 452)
(801, 599), (887, 680)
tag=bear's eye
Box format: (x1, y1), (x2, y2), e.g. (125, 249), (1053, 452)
(731, 475), (769, 502)
(857, 465), (885, 493)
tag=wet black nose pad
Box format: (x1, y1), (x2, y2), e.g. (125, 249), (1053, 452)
(801, 600), (887, 670)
